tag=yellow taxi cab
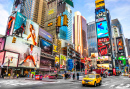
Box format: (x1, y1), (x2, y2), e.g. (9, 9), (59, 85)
(82, 74), (102, 87)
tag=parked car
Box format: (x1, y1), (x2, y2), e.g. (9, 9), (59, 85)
(82, 74), (102, 87)
(48, 74), (63, 79)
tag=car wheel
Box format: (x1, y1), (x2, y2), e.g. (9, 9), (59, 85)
(82, 84), (85, 87)
(99, 80), (102, 85)
(94, 82), (96, 87)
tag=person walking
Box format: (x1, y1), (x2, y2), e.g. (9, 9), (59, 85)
(73, 73), (75, 80)
(77, 73), (79, 80)
(55, 73), (58, 80)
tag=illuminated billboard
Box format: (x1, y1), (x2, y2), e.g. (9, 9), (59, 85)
(116, 37), (124, 53)
(13, 12), (39, 45)
(95, 6), (106, 22)
(40, 39), (53, 55)
(0, 37), (5, 51)
(95, 0), (105, 8)
(6, 16), (15, 36)
(5, 36), (41, 68)
(60, 54), (66, 69)
(96, 21), (109, 38)
(98, 39), (111, 56)
(3, 51), (19, 67)
(39, 28), (53, 42)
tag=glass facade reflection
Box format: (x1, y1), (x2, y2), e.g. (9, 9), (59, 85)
(87, 22), (97, 57)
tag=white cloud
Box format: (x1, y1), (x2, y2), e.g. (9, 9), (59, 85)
(0, 4), (9, 35)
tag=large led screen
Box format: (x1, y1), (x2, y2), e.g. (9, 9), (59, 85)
(3, 51), (19, 67)
(60, 54), (66, 69)
(5, 36), (41, 68)
(98, 37), (111, 56)
(39, 28), (53, 42)
(0, 37), (5, 51)
(97, 21), (109, 38)
(40, 39), (53, 55)
(0, 51), (4, 66)
(6, 16), (15, 36)
(95, 6), (106, 22)
(116, 37), (124, 53)
(13, 12), (39, 46)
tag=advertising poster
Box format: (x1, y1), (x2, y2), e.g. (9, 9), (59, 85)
(95, 6), (106, 22)
(5, 36), (41, 68)
(0, 37), (5, 51)
(97, 37), (111, 56)
(112, 27), (119, 38)
(95, 0), (105, 8)
(13, 12), (39, 46)
(60, 54), (66, 69)
(39, 28), (53, 42)
(67, 59), (73, 70)
(6, 16), (15, 36)
(3, 51), (19, 67)
(24, 19), (39, 45)
(55, 56), (59, 66)
(53, 45), (57, 52)
(13, 12), (27, 37)
(40, 39), (53, 55)
(116, 37), (124, 53)
(96, 21), (109, 38)
(91, 53), (98, 58)
(0, 51), (4, 66)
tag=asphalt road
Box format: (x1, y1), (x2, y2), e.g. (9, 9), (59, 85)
(0, 76), (130, 89)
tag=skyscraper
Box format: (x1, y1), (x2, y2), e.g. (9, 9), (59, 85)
(12, 0), (46, 28)
(87, 21), (97, 57)
(73, 11), (88, 57)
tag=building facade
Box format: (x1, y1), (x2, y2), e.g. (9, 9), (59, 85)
(87, 22), (97, 57)
(125, 38), (130, 56)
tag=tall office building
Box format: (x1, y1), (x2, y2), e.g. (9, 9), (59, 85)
(73, 11), (88, 57)
(12, 0), (46, 28)
(87, 21), (97, 57)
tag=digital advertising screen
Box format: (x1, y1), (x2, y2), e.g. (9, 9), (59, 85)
(67, 59), (73, 71)
(40, 39), (53, 55)
(96, 21), (109, 38)
(5, 36), (41, 68)
(13, 12), (39, 46)
(0, 37), (5, 51)
(6, 16), (15, 36)
(0, 51), (4, 66)
(39, 28), (53, 42)
(3, 51), (19, 67)
(95, 6), (106, 22)
(98, 37), (110, 47)
(60, 54), (66, 69)
(116, 37), (124, 53)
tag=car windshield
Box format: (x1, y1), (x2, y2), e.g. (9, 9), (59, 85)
(85, 75), (95, 78)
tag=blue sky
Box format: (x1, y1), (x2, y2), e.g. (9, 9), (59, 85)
(0, 0), (130, 39)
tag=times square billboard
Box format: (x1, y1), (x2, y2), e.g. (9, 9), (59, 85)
(6, 12), (39, 46)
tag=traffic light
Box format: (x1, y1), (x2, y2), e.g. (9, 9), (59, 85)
(63, 15), (68, 27)
(12, 37), (16, 43)
(56, 16), (61, 27)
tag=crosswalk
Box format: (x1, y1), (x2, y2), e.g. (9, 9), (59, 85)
(101, 81), (130, 88)
(0, 79), (59, 87)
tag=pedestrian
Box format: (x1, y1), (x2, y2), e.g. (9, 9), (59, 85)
(73, 73), (75, 80)
(65, 73), (66, 80)
(55, 73), (58, 80)
(77, 73), (79, 80)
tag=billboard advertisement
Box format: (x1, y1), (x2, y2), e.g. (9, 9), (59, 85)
(95, 0), (105, 8)
(40, 39), (53, 55)
(112, 26), (119, 38)
(97, 37), (111, 56)
(60, 54), (66, 69)
(95, 6), (106, 22)
(0, 37), (5, 51)
(3, 51), (19, 67)
(67, 59), (73, 70)
(5, 36), (41, 68)
(6, 16), (15, 36)
(39, 28), (53, 42)
(97, 21), (109, 38)
(0, 51), (4, 66)
(13, 12), (39, 45)
(116, 37), (124, 53)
